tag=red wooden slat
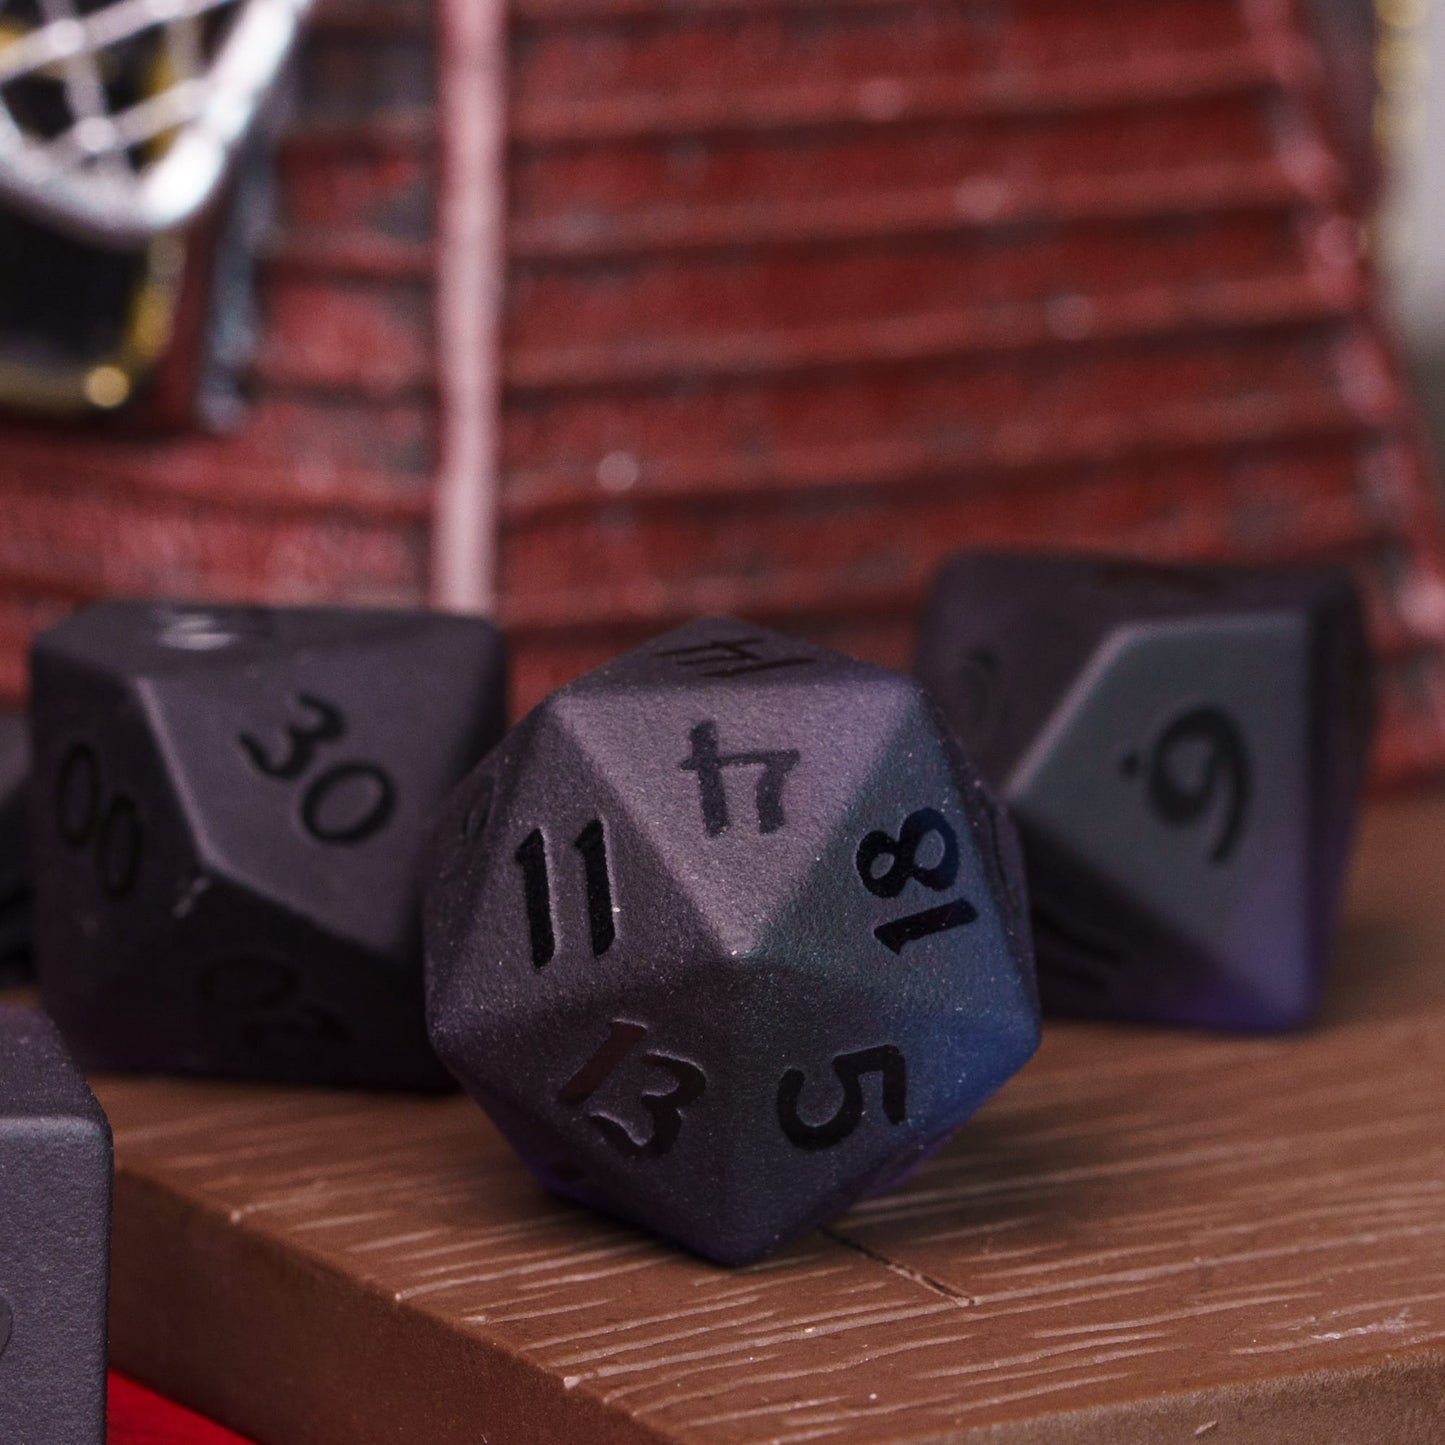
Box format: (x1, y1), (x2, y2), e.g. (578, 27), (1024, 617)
(0, 0), (1439, 797)
(108, 1372), (256, 1445)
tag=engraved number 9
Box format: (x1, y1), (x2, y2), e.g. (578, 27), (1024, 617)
(1140, 706), (1251, 864)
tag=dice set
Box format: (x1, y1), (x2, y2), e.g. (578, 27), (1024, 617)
(0, 547), (1374, 1365)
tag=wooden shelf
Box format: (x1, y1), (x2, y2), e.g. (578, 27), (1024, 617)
(98, 794), (1445, 1443)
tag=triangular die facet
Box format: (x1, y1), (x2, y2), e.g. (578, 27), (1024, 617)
(29, 601), (506, 959)
(428, 702), (720, 1056)
(549, 666), (918, 959)
(1013, 614), (1316, 1026)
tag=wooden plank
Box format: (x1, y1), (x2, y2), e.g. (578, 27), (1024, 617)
(99, 793), (1445, 1443)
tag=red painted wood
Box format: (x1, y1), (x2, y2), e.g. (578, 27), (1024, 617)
(109, 1373), (255, 1445)
(0, 0), (1439, 796)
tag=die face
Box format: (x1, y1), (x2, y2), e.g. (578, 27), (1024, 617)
(32, 601), (504, 1087)
(0, 1008), (111, 1445)
(30, 659), (204, 1035)
(919, 554), (1375, 1031)
(58, 872), (447, 1088)
(43, 600), (506, 956)
(0, 713), (31, 985)
(1013, 614), (1312, 1025)
(427, 619), (1039, 1264)
(914, 551), (1364, 788)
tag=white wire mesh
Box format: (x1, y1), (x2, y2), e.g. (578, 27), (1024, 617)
(0, 0), (310, 241)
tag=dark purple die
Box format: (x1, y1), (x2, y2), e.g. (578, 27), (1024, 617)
(0, 1006), (112, 1444)
(425, 618), (1039, 1264)
(30, 601), (505, 1088)
(915, 552), (1374, 1031)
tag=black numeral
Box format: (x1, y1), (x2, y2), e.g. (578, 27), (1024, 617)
(54, 742), (144, 899)
(300, 762), (396, 845)
(239, 693), (345, 779)
(872, 898), (978, 954)
(680, 720), (799, 836)
(238, 695), (395, 846)
(777, 1046), (907, 1149)
(198, 956), (349, 1060)
(655, 635), (817, 679)
(514, 819), (617, 967)
(855, 808), (977, 953)
(1122, 705), (1250, 864)
(515, 828), (556, 967)
(558, 1020), (705, 1158)
(575, 817), (617, 957)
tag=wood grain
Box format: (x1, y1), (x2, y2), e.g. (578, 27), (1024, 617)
(93, 793), (1445, 1443)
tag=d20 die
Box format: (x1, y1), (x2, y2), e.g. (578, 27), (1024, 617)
(31, 601), (506, 1088)
(0, 716), (28, 986)
(915, 552), (1374, 1031)
(0, 1006), (111, 1444)
(425, 619), (1039, 1265)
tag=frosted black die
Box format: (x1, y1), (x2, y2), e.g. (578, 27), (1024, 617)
(425, 620), (1040, 1265)
(31, 602), (506, 1088)
(915, 553), (1374, 1030)
(0, 1007), (111, 1444)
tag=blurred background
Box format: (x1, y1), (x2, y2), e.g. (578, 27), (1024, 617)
(1379, 0), (1445, 435)
(3, 0), (1445, 778)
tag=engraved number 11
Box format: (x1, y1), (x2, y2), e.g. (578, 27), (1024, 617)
(515, 820), (616, 967)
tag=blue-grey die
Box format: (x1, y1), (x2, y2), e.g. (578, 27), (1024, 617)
(425, 619), (1039, 1265)
(916, 552), (1374, 1030)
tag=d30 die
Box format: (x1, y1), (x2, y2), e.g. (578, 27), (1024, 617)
(915, 552), (1374, 1030)
(0, 715), (29, 985)
(425, 619), (1039, 1265)
(0, 1007), (112, 1445)
(32, 601), (506, 1088)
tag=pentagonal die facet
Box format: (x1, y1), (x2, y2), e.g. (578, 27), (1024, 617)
(426, 619), (1039, 1264)
(31, 600), (506, 1087)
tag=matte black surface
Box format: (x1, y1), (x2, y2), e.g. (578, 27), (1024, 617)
(425, 619), (1040, 1265)
(0, 715), (29, 986)
(0, 1005), (111, 1445)
(915, 552), (1375, 1031)
(31, 601), (507, 1088)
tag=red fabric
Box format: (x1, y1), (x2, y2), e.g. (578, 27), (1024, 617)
(108, 1373), (254, 1445)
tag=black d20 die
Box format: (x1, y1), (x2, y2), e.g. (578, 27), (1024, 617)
(0, 715), (30, 985)
(915, 552), (1374, 1031)
(31, 601), (506, 1088)
(425, 619), (1039, 1266)
(0, 1007), (111, 1445)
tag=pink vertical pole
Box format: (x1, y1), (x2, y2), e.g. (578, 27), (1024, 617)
(430, 0), (508, 613)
